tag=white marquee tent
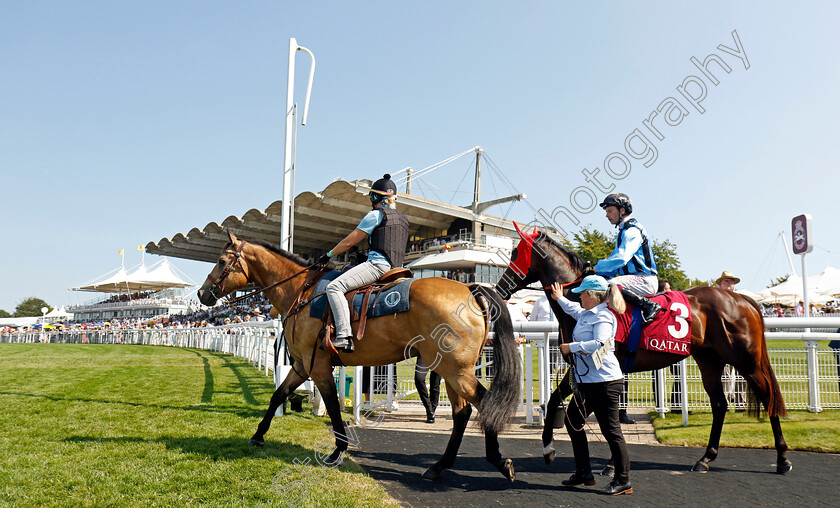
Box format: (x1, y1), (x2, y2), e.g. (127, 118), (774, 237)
(72, 259), (193, 294)
(755, 268), (839, 306)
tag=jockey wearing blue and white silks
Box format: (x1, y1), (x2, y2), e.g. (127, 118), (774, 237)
(595, 193), (661, 324)
(596, 216), (658, 297)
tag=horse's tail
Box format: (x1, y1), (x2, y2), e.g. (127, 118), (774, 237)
(749, 308), (787, 418)
(470, 285), (522, 435)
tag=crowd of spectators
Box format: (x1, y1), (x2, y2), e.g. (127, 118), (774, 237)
(760, 301), (840, 317)
(1, 294), (276, 334)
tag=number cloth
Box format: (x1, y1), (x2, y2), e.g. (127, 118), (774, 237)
(613, 291), (693, 357)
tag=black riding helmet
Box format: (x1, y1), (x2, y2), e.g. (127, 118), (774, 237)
(599, 192), (633, 216)
(369, 173), (397, 205)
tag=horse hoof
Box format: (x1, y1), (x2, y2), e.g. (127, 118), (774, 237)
(777, 460), (792, 474)
(324, 450), (344, 467)
(422, 467), (443, 480)
(691, 461), (709, 473)
(543, 443), (555, 464)
(248, 438), (264, 448)
(499, 458), (515, 482)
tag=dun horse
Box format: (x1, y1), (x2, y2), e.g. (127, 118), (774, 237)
(495, 224), (792, 474)
(197, 232), (522, 480)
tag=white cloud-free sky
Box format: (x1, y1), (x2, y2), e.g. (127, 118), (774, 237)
(2, 1), (839, 311)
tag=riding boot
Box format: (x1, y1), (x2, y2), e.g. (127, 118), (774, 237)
(620, 289), (661, 326)
(332, 336), (354, 353)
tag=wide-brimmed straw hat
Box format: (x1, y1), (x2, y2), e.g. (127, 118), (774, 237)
(715, 270), (741, 285)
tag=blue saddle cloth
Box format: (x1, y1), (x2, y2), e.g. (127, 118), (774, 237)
(309, 270), (414, 319)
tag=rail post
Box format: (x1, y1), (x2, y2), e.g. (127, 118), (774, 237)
(805, 340), (822, 412)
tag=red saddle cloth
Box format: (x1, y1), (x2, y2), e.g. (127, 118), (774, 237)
(613, 291), (693, 356)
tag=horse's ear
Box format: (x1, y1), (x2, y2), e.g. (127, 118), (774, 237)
(531, 226), (539, 238)
(513, 221), (527, 241)
(227, 231), (238, 244)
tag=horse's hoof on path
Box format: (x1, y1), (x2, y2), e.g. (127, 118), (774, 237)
(499, 459), (515, 482)
(544, 450), (555, 465)
(777, 460), (792, 474)
(691, 461), (709, 473)
(421, 467), (443, 480)
(248, 438), (265, 448)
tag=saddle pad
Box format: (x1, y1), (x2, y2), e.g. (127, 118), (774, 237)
(613, 291), (692, 356)
(309, 270), (414, 319)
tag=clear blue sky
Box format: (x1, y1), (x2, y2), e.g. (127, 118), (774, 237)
(2, 1), (839, 312)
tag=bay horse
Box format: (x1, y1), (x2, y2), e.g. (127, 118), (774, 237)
(494, 224), (792, 474)
(197, 232), (522, 480)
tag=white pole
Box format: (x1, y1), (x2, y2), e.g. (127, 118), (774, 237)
(801, 252), (822, 412)
(280, 38), (297, 252)
(280, 39), (315, 252)
(525, 344), (533, 424)
(655, 368), (667, 418)
(679, 358), (689, 426)
(779, 231), (797, 276)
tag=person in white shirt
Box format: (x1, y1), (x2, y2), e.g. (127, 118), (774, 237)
(529, 295), (559, 367)
(549, 275), (633, 496)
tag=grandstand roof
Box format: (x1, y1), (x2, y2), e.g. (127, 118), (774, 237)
(145, 179), (525, 264)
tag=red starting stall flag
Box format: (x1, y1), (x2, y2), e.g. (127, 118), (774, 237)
(791, 214), (813, 255)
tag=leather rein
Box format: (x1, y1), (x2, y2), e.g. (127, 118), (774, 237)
(205, 240), (317, 312)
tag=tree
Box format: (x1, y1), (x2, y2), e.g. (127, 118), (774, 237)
(0, 309), (11, 318)
(768, 274), (790, 288)
(651, 239), (689, 290)
(565, 225), (691, 290)
(567, 224), (614, 266)
(687, 278), (713, 288)
(14, 297), (52, 318)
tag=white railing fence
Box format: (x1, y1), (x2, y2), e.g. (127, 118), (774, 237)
(2, 317), (838, 427)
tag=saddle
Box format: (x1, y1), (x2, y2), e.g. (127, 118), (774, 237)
(319, 268), (413, 357)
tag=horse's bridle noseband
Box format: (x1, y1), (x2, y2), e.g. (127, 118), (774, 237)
(205, 241), (246, 300)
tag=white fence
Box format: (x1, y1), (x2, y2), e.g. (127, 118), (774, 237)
(2, 317), (838, 427)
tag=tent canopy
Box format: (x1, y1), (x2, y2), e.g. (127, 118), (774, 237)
(72, 259), (193, 293)
(754, 269), (840, 305)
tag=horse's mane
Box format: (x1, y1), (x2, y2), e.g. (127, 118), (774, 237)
(537, 233), (590, 275)
(248, 239), (313, 267)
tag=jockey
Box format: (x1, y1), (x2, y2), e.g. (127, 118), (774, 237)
(594, 193), (662, 325)
(320, 174), (410, 352)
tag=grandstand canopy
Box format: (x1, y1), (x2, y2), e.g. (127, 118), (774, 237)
(145, 179), (536, 264)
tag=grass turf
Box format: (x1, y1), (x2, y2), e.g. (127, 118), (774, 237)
(0, 343), (399, 507)
(650, 409), (840, 453)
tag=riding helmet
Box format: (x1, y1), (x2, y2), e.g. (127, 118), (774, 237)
(599, 193), (633, 215)
(369, 174), (397, 205)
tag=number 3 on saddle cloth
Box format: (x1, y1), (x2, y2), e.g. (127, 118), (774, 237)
(612, 291), (693, 373)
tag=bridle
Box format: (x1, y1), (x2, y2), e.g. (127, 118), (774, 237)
(205, 241), (247, 301)
(205, 240), (320, 310)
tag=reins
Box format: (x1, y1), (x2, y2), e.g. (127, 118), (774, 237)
(206, 239), (321, 314)
(224, 265), (313, 307)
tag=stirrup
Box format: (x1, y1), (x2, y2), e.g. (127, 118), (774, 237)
(332, 336), (354, 353)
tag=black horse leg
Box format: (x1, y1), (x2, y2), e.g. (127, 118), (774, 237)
(692, 365), (728, 472)
(743, 369), (792, 474)
(317, 378), (350, 466)
(770, 416), (792, 473)
(484, 428), (515, 481)
(250, 368), (306, 446)
(422, 382), (475, 480)
(543, 371), (572, 464)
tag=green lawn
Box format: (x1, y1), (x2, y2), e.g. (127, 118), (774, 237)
(651, 409), (840, 453)
(0, 344), (399, 508)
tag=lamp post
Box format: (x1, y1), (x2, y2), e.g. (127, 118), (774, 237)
(41, 306), (48, 343)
